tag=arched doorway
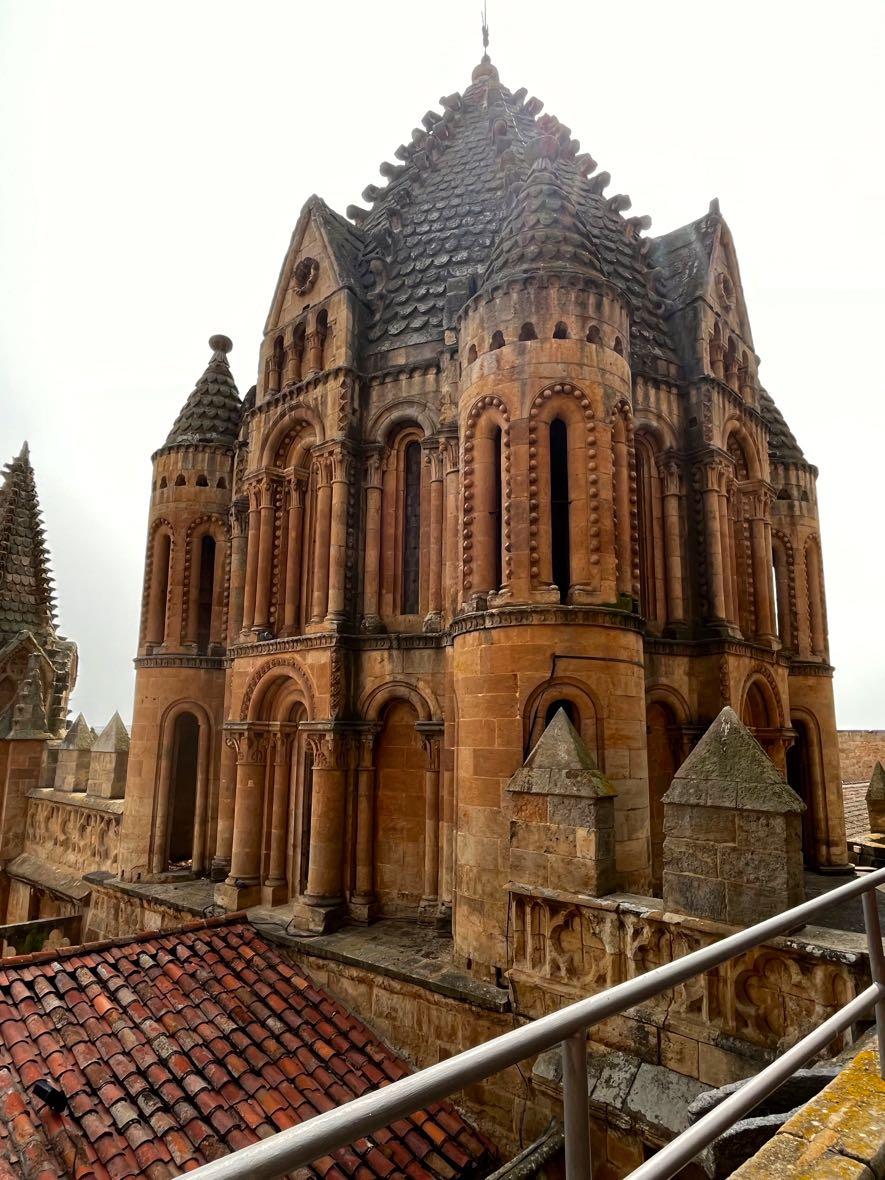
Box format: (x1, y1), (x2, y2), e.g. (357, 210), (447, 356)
(374, 700), (425, 913)
(786, 716), (819, 866)
(167, 712), (199, 868)
(646, 701), (681, 896)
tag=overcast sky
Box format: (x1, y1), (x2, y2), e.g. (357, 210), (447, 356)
(1, 0), (883, 728)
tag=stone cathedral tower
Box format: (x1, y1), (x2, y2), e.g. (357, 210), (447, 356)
(118, 52), (847, 980)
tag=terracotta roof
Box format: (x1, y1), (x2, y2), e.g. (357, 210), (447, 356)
(0, 444), (57, 644)
(163, 336), (242, 452)
(0, 916), (494, 1179)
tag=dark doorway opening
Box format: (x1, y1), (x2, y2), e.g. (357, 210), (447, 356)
(168, 712), (199, 868)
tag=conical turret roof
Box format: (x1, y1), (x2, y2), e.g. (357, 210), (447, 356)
(0, 443), (57, 643)
(163, 335), (242, 451)
(482, 134), (604, 289)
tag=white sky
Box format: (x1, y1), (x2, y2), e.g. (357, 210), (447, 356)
(1, 0), (883, 728)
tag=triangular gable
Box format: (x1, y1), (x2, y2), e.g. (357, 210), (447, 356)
(702, 216), (754, 349)
(264, 195), (367, 335)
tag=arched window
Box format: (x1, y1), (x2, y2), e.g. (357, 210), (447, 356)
(175, 474), (186, 487)
(613, 336), (624, 356)
(491, 427), (503, 591)
(159, 475), (168, 489)
(315, 310), (328, 371)
(196, 535), (216, 652)
(550, 418), (570, 602)
(612, 408), (634, 598)
(634, 434), (666, 626)
(545, 698), (577, 727)
(586, 325), (602, 345)
(167, 712), (199, 869)
(271, 334), (285, 391)
(771, 537), (792, 649)
(195, 474), (208, 487)
(519, 322), (537, 341)
(289, 321), (306, 385)
(806, 537), (826, 656)
(146, 530), (172, 646)
(490, 330), (505, 350)
(401, 440), (422, 613)
(553, 321), (569, 340)
(467, 344), (477, 364)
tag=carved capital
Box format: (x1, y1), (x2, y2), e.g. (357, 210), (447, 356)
(416, 721), (444, 770)
(656, 457), (683, 497)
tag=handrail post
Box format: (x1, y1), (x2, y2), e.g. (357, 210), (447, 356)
(562, 1031), (592, 1178)
(862, 887), (885, 1079)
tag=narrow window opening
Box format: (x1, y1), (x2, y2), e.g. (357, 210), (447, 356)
(553, 321), (569, 340)
(195, 474), (209, 487)
(216, 476), (227, 489)
(492, 427), (503, 591)
(315, 310), (329, 370)
(613, 336), (624, 356)
(545, 698), (577, 727)
(550, 418), (571, 602)
(272, 335), (285, 389)
(467, 344), (477, 363)
(175, 474), (186, 487)
(401, 441), (421, 613)
(149, 532), (172, 645)
(196, 535), (216, 652)
(292, 321), (306, 383)
(519, 322), (537, 341)
(159, 476), (168, 489)
(586, 325), (602, 345)
(490, 330), (505, 350)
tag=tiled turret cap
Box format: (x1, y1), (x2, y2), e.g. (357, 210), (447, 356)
(163, 335), (242, 450)
(481, 134), (604, 290)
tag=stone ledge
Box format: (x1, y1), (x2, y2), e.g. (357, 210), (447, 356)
(248, 914), (511, 1013)
(733, 1042), (885, 1178)
(25, 788), (124, 814)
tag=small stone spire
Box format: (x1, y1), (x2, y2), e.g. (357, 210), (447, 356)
(162, 335), (242, 452)
(0, 442), (58, 642)
(481, 135), (604, 290)
(10, 653), (50, 738)
(867, 762), (885, 833)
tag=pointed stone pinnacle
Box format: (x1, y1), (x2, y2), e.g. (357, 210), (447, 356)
(664, 706), (803, 813)
(509, 708), (615, 799)
(93, 711), (130, 752)
(868, 762), (885, 802)
(61, 712), (95, 751)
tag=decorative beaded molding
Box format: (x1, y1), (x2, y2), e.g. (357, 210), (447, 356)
(527, 382), (599, 591)
(610, 399), (640, 597)
(140, 518), (174, 646)
(461, 395), (512, 596)
(771, 528), (798, 651)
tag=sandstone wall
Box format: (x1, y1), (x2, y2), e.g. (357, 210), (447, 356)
(838, 730), (885, 784)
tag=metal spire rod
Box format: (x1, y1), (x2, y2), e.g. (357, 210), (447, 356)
(481, 1), (489, 58)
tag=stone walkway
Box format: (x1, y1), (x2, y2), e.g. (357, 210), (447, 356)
(802, 868), (885, 936)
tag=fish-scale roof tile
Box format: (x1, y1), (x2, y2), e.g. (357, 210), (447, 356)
(0, 918), (494, 1179)
(0, 444), (57, 644)
(163, 336), (242, 451)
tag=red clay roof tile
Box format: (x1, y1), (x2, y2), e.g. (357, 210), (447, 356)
(0, 917), (494, 1178)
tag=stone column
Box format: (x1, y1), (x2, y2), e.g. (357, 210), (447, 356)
(227, 499), (248, 644)
(748, 485), (777, 644)
(146, 530), (171, 646)
(264, 731), (292, 904)
(295, 729), (348, 931)
(191, 719), (211, 874)
(699, 460), (727, 623)
(282, 476), (305, 633)
(219, 731), (269, 909)
(325, 446), (350, 625)
(253, 479), (276, 630)
(310, 456), (333, 624)
(351, 726), (378, 922)
(718, 476), (736, 625)
(212, 734), (237, 881)
(241, 485), (261, 632)
(417, 722), (443, 921)
(658, 457), (685, 625)
(442, 436), (459, 619)
(361, 450), (384, 630)
(305, 330), (322, 375)
(425, 445), (445, 631)
(210, 536), (227, 646)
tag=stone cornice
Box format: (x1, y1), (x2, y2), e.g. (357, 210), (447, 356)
(450, 603), (643, 638)
(134, 654), (226, 671)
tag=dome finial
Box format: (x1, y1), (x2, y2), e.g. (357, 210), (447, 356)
(209, 334), (232, 358)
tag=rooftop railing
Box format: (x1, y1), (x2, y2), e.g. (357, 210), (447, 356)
(183, 865), (885, 1180)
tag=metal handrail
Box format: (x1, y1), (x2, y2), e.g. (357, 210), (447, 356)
(182, 865), (885, 1180)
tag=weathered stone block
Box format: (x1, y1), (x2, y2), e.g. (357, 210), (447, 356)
(662, 872), (727, 922)
(867, 762), (885, 834)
